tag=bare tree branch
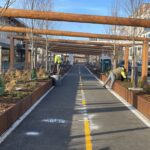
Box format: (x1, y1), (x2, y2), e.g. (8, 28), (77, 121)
(0, 0), (17, 17)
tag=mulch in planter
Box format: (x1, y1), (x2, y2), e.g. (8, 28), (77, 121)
(139, 93), (150, 102)
(0, 80), (49, 115)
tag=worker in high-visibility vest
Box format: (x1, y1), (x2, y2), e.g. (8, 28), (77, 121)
(103, 67), (127, 89)
(54, 54), (62, 75)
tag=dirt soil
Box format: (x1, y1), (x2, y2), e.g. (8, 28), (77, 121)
(141, 94), (150, 102)
(0, 80), (48, 115)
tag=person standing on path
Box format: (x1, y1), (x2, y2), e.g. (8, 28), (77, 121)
(54, 54), (62, 75)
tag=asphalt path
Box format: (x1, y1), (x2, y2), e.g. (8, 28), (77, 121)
(0, 64), (150, 150)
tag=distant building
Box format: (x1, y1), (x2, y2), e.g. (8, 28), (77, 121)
(0, 16), (27, 70)
(117, 3), (150, 61)
(67, 54), (74, 65)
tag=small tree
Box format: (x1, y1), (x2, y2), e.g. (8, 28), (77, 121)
(19, 0), (53, 71)
(123, 0), (145, 88)
(111, 0), (120, 69)
(0, 0), (17, 16)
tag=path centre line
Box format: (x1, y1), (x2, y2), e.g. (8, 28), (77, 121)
(79, 66), (93, 150)
(85, 66), (150, 127)
(84, 118), (93, 150)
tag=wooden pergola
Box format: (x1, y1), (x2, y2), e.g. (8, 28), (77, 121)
(1, 8), (149, 80)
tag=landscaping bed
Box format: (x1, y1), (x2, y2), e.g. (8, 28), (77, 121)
(0, 68), (54, 135)
(0, 65), (71, 135)
(0, 81), (47, 115)
(0, 79), (52, 135)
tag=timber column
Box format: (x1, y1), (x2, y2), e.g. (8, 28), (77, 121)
(9, 36), (14, 70)
(124, 47), (129, 72)
(141, 40), (149, 81)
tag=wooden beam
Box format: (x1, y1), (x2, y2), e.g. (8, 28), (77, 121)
(52, 50), (102, 55)
(2, 26), (149, 41)
(40, 42), (114, 50)
(8, 35), (133, 47)
(2, 8), (150, 28)
(49, 46), (113, 52)
(51, 48), (112, 55)
(29, 41), (115, 51)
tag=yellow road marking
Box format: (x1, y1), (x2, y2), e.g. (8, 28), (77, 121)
(84, 119), (93, 150)
(80, 77), (92, 149)
(82, 100), (86, 106)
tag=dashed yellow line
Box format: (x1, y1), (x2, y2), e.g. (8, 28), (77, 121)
(84, 118), (93, 150)
(80, 75), (92, 150)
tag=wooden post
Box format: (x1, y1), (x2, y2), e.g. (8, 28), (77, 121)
(141, 40), (148, 81)
(124, 47), (129, 72)
(9, 37), (14, 70)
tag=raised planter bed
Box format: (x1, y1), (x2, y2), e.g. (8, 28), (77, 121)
(137, 95), (150, 119)
(0, 80), (52, 135)
(100, 74), (150, 119)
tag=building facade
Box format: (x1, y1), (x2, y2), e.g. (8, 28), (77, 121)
(0, 17), (27, 70)
(117, 3), (150, 61)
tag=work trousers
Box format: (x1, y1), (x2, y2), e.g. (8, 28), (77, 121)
(103, 71), (116, 88)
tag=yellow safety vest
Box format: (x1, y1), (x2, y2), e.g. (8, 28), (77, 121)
(112, 67), (126, 79)
(54, 55), (61, 64)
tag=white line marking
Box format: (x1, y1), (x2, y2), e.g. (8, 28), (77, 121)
(75, 107), (86, 111)
(25, 131), (40, 136)
(61, 66), (73, 80)
(0, 86), (54, 144)
(85, 66), (150, 127)
(42, 118), (67, 124)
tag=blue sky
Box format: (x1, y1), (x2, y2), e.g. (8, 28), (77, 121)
(53, 0), (112, 15)
(1, 0), (150, 40)
(51, 0), (113, 36)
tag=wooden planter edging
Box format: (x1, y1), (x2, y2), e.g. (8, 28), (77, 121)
(0, 80), (52, 135)
(100, 74), (150, 119)
(137, 95), (150, 119)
